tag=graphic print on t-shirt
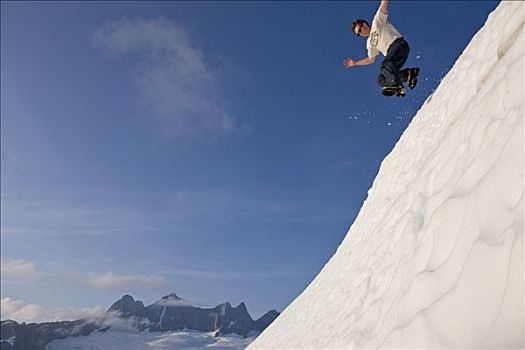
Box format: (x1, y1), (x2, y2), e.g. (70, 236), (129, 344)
(370, 32), (379, 47)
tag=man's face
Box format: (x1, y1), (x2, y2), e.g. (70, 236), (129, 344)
(358, 23), (371, 37)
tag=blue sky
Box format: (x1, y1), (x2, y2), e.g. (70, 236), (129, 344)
(1, 1), (499, 321)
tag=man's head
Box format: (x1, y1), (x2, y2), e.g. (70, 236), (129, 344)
(352, 19), (370, 37)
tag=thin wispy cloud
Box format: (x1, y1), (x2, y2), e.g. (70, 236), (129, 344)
(87, 272), (168, 291)
(157, 189), (346, 227)
(93, 18), (234, 141)
(2, 190), (342, 240)
(1, 196), (162, 238)
(161, 268), (310, 280)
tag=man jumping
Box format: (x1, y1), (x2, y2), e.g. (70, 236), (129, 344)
(343, 0), (419, 97)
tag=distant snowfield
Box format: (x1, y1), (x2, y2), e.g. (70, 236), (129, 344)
(48, 329), (255, 350)
(250, 1), (524, 349)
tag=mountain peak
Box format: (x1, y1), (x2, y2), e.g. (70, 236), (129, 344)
(161, 292), (182, 301)
(121, 294), (135, 302)
(236, 302), (248, 312)
(106, 294), (145, 316)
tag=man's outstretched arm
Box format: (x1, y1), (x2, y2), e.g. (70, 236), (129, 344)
(343, 56), (375, 68)
(379, 0), (389, 14)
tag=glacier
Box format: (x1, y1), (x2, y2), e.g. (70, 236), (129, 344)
(47, 329), (255, 350)
(249, 1), (524, 349)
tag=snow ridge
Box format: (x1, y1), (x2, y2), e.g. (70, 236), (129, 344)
(249, 2), (524, 349)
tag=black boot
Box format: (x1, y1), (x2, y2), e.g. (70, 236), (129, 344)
(382, 84), (406, 97)
(400, 67), (419, 89)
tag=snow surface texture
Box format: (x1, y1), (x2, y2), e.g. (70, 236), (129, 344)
(249, 2), (524, 349)
(47, 329), (255, 350)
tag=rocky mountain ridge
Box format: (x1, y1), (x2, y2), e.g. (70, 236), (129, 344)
(107, 293), (279, 335)
(0, 293), (279, 350)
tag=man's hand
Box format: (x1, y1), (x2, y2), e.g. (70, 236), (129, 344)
(343, 56), (375, 68)
(343, 58), (357, 68)
(379, 0), (389, 14)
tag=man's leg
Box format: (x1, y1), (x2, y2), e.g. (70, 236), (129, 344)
(378, 39), (409, 88)
(378, 60), (399, 87)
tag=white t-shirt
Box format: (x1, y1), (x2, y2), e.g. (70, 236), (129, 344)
(367, 8), (402, 58)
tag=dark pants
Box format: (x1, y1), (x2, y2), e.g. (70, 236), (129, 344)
(377, 38), (409, 87)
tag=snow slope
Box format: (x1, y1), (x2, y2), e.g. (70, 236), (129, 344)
(249, 2), (524, 349)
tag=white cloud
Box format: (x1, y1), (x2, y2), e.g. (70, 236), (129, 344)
(0, 259), (43, 280)
(87, 272), (167, 291)
(0, 297), (47, 322)
(93, 18), (234, 141)
(52, 305), (106, 321)
(0, 298), (105, 323)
